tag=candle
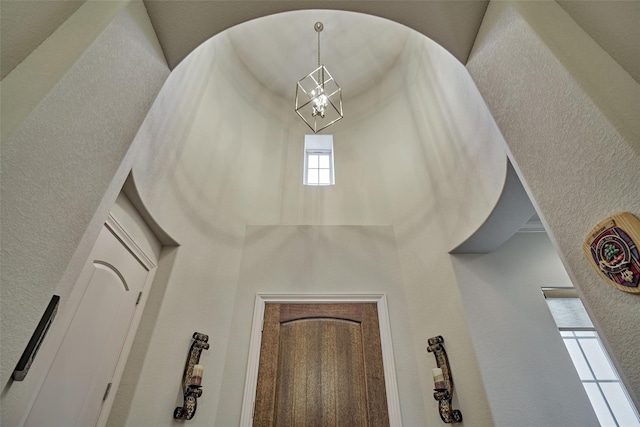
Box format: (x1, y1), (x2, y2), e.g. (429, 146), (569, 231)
(432, 368), (445, 390)
(432, 367), (443, 380)
(191, 364), (204, 386)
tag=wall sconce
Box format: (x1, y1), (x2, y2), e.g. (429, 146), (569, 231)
(174, 332), (209, 420)
(427, 335), (462, 423)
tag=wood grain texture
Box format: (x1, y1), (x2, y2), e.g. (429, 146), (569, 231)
(253, 303), (389, 427)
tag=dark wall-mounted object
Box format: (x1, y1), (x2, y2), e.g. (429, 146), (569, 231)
(427, 335), (463, 423)
(174, 332), (209, 420)
(13, 295), (60, 381)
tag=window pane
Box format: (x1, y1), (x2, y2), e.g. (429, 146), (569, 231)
(318, 154), (330, 169)
(308, 154), (319, 169)
(560, 331), (575, 337)
(318, 169), (330, 185)
(600, 382), (640, 426)
(583, 383), (617, 427)
(579, 339), (617, 380)
(574, 331), (596, 337)
(563, 339), (594, 380)
(307, 169), (319, 185)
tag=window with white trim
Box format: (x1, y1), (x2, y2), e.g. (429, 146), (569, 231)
(306, 151), (332, 185)
(303, 134), (334, 186)
(544, 288), (640, 427)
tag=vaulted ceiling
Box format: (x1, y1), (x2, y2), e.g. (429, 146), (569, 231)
(2, 0), (639, 86)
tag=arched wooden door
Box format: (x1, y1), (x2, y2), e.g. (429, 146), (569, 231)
(253, 303), (390, 427)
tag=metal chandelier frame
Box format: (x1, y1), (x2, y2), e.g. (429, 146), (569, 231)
(295, 22), (343, 133)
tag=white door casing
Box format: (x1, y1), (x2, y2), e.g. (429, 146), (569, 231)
(24, 211), (158, 427)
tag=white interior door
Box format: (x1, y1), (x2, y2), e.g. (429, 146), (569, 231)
(25, 220), (156, 427)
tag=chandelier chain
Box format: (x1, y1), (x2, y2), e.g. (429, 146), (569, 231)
(317, 29), (321, 68)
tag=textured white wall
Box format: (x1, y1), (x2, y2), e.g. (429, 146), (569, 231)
(453, 232), (599, 426)
(0, 1), (135, 142)
(466, 1), (640, 408)
(108, 19), (505, 426)
(0, 1), (169, 424)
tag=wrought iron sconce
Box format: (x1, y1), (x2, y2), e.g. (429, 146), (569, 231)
(174, 332), (209, 420)
(427, 336), (462, 423)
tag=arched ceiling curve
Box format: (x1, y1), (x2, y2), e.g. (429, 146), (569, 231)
(225, 11), (412, 101)
(127, 10), (509, 252)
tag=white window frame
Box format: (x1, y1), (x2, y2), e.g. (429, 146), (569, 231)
(303, 134), (335, 186)
(543, 288), (640, 427)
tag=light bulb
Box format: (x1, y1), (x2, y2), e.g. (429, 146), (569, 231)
(311, 89), (328, 118)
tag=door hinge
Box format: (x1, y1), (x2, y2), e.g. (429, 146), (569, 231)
(135, 291), (143, 305)
(102, 383), (112, 401)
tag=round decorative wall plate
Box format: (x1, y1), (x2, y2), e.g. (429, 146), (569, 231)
(583, 212), (640, 294)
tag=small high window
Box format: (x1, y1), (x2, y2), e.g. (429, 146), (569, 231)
(303, 134), (334, 186)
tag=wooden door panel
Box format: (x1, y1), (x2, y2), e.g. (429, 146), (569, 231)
(275, 319), (368, 427)
(254, 303), (389, 427)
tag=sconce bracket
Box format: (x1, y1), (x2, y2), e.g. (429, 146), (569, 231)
(174, 332), (209, 420)
(427, 335), (462, 423)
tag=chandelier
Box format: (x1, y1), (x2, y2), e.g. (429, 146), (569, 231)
(295, 22), (343, 133)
